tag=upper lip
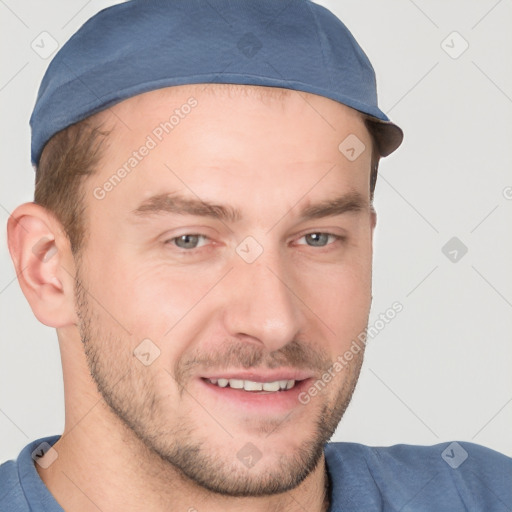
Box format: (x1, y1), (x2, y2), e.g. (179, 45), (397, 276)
(200, 369), (314, 382)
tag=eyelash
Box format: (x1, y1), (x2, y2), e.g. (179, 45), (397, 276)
(165, 232), (345, 252)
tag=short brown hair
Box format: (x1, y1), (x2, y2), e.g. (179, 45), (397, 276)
(34, 118), (110, 255)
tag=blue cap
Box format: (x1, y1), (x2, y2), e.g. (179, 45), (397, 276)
(30, 0), (403, 166)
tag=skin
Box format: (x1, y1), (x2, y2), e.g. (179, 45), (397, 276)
(8, 84), (376, 512)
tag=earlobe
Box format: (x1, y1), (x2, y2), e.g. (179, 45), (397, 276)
(7, 202), (78, 328)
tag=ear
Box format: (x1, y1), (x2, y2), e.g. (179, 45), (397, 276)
(370, 207), (377, 231)
(7, 202), (78, 328)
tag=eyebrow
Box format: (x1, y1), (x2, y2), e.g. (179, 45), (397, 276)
(132, 194), (241, 223)
(131, 191), (368, 223)
(298, 192), (368, 220)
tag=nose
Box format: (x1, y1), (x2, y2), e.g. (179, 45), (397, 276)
(221, 250), (302, 353)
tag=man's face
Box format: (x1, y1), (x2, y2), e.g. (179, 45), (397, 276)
(75, 84), (375, 495)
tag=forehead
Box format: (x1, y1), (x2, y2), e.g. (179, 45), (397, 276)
(98, 82), (369, 143)
(87, 84), (372, 216)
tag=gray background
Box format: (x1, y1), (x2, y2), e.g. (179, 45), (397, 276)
(1, 0), (511, 463)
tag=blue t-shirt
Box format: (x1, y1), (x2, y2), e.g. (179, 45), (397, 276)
(1, 436), (511, 511)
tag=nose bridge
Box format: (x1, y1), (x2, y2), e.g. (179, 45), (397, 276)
(223, 244), (301, 351)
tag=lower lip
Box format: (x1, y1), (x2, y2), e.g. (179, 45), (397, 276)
(198, 378), (312, 414)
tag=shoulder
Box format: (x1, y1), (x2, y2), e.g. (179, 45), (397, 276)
(0, 436), (62, 512)
(325, 441), (512, 511)
(0, 459), (30, 511)
(325, 440), (512, 472)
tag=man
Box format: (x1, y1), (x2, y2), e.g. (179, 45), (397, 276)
(1, 0), (511, 511)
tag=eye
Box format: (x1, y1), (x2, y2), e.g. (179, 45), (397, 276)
(168, 234), (208, 250)
(297, 233), (340, 247)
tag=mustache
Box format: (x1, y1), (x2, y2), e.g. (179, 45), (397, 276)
(174, 339), (332, 383)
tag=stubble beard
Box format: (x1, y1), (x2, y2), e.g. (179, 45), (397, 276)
(74, 270), (364, 497)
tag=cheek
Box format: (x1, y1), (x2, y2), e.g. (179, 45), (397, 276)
(302, 266), (371, 335)
(297, 229), (373, 296)
(292, 242), (373, 349)
(87, 255), (223, 360)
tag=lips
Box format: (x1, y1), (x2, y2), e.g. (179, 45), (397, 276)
(206, 378), (296, 392)
(197, 372), (313, 414)
(197, 368), (313, 408)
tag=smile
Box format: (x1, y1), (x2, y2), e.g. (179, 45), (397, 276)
(205, 378), (296, 392)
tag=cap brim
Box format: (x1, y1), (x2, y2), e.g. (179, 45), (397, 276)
(364, 116), (404, 157)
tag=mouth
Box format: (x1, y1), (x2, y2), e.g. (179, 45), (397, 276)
(197, 371), (313, 415)
(204, 377), (297, 392)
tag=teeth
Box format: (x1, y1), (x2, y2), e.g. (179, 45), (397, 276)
(208, 378), (296, 392)
(244, 381), (263, 391)
(262, 381), (280, 392)
(228, 379), (244, 389)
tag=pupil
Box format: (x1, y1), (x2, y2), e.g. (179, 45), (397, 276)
(307, 233), (327, 246)
(178, 235), (198, 248)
